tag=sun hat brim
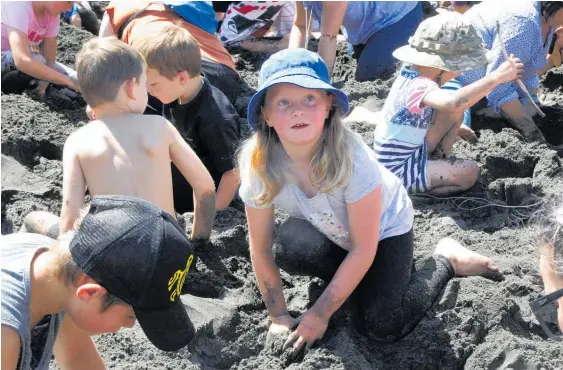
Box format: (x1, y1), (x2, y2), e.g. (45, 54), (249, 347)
(392, 44), (489, 73)
(247, 74), (350, 131)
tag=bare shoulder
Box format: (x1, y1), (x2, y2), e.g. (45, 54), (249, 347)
(1, 325), (20, 345)
(66, 120), (103, 144)
(140, 115), (177, 139)
(1, 325), (21, 369)
(139, 114), (171, 127)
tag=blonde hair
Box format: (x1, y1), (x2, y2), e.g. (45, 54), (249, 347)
(76, 37), (146, 107)
(238, 100), (360, 207)
(135, 24), (201, 80)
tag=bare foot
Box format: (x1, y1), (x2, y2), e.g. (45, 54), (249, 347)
(22, 211), (60, 239)
(434, 238), (504, 281)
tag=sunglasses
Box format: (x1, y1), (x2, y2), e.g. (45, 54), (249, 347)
(530, 288), (563, 340)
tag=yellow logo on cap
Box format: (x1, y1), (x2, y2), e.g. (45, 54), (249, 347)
(168, 254), (194, 302)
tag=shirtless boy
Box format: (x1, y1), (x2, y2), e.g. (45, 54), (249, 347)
(59, 37), (216, 239)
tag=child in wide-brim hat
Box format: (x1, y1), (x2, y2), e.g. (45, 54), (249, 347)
(373, 12), (523, 196)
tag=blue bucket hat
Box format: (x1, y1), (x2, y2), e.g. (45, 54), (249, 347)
(247, 48), (350, 131)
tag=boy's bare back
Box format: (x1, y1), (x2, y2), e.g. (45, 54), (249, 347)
(64, 113), (176, 216)
(66, 36), (216, 237)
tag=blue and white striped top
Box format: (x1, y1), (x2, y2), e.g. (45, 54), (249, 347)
(373, 67), (439, 193)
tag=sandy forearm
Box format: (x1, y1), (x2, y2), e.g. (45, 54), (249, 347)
(448, 74), (500, 112)
(191, 189), (216, 240)
(251, 249), (289, 319)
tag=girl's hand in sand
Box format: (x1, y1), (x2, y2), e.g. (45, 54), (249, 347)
(266, 314), (298, 353)
(494, 54), (524, 83)
(283, 310), (328, 357)
(270, 314), (298, 331)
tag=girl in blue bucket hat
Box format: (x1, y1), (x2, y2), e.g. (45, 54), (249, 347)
(238, 48), (502, 356)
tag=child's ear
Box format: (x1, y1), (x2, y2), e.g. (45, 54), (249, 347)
(124, 78), (137, 100)
(76, 283), (107, 302)
(177, 71), (190, 85)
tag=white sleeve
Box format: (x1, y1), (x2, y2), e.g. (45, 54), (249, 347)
(344, 143), (382, 204)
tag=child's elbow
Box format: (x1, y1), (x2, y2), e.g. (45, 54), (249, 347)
(194, 179), (216, 199)
(12, 53), (31, 71)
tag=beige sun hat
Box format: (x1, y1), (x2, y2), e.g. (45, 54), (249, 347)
(392, 12), (488, 72)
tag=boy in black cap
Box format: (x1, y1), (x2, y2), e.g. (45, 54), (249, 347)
(1, 196), (195, 369)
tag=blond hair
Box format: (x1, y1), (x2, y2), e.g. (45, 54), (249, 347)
(135, 24), (201, 80)
(76, 37), (146, 107)
(238, 102), (360, 207)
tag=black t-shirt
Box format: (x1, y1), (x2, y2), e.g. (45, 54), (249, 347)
(163, 75), (240, 181)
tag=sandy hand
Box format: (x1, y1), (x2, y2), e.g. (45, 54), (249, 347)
(495, 54), (524, 83)
(434, 238), (504, 282)
(265, 314), (298, 354)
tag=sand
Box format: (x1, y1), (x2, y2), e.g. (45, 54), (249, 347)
(1, 16), (563, 370)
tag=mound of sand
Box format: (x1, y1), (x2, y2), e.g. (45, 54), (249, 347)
(2, 21), (563, 370)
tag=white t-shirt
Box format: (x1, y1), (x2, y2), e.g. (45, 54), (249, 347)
(240, 142), (414, 250)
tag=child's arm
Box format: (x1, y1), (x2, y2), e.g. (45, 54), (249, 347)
(246, 205), (293, 324)
(6, 29), (78, 90)
(287, 186), (382, 353)
(40, 37), (57, 70)
(216, 169), (240, 209)
(53, 315), (105, 370)
(288, 2), (309, 48)
(167, 121), (216, 240)
(317, 1), (347, 76)
(1, 326), (20, 370)
(422, 55), (523, 114)
(60, 134), (86, 233)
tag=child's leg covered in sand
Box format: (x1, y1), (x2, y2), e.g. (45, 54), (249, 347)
(272, 217), (501, 342)
(426, 157), (479, 196)
(426, 110), (465, 157)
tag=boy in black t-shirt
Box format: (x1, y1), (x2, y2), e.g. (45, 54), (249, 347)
(136, 24), (241, 212)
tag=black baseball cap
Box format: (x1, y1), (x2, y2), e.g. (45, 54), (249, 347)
(69, 195), (195, 351)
